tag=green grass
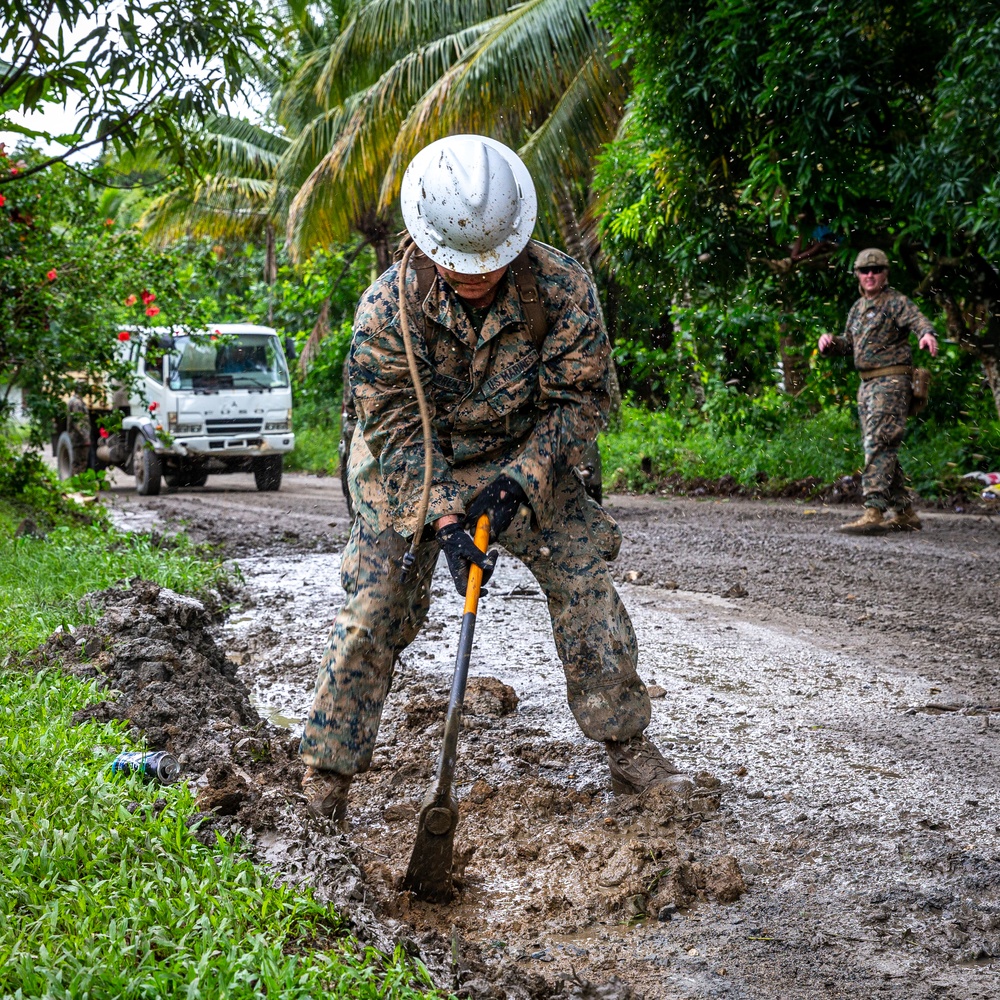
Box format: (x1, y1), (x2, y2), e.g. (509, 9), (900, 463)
(0, 670), (443, 1000)
(284, 424), (342, 477)
(0, 498), (447, 1000)
(600, 402), (1000, 498)
(0, 504), (230, 653)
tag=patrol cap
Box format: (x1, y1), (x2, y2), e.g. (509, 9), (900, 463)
(854, 248), (889, 270)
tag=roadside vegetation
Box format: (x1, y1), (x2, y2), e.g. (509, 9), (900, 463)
(0, 469), (445, 999)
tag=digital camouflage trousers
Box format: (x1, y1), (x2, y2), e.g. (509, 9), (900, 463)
(300, 474), (650, 775)
(858, 374), (911, 511)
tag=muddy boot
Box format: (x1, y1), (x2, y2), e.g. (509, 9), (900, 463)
(883, 506), (922, 532)
(837, 506), (886, 535)
(301, 766), (353, 820)
(605, 733), (694, 797)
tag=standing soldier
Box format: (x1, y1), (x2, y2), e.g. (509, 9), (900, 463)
(299, 135), (696, 821)
(818, 248), (938, 535)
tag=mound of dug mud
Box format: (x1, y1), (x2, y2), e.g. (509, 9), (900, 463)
(23, 579), (745, 998)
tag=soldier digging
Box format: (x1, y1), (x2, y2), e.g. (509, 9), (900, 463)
(299, 135), (697, 820)
(819, 248), (938, 535)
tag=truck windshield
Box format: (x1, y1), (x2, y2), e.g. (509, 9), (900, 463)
(168, 334), (290, 390)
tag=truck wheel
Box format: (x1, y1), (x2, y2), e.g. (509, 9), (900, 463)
(56, 431), (88, 481)
(133, 438), (162, 496)
(254, 455), (282, 492)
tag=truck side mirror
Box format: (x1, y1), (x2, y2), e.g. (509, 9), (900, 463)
(155, 333), (175, 350)
(284, 335), (297, 361)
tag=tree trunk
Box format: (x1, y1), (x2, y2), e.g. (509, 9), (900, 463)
(356, 209), (393, 275)
(265, 223), (277, 325)
(779, 323), (808, 396)
(298, 297), (330, 375)
(554, 182), (592, 276)
(982, 357), (1000, 419)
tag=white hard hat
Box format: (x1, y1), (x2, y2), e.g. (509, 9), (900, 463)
(400, 134), (537, 274)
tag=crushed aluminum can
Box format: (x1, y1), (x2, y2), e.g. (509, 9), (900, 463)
(110, 750), (181, 784)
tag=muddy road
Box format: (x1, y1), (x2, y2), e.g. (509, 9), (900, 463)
(95, 472), (999, 998)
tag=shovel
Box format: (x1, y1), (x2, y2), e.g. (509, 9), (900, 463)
(402, 513), (491, 902)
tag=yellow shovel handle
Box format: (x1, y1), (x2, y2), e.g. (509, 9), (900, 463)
(463, 514), (491, 614)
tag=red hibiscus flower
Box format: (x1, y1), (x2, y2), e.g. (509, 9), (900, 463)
(0, 194), (5, 207)
(124, 294), (137, 306)
(98, 427), (109, 439)
(140, 290), (156, 305)
(118, 331), (130, 341)
(46, 269), (57, 281)
(146, 305), (160, 317)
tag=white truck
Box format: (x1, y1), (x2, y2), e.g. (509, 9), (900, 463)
(53, 324), (296, 494)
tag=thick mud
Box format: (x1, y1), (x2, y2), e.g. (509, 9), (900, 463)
(38, 471), (1000, 997)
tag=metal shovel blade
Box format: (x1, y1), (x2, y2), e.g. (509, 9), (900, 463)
(401, 788), (459, 902)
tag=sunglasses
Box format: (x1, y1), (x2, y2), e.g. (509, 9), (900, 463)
(856, 266), (887, 275)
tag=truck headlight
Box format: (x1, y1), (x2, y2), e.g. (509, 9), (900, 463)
(168, 412), (202, 435)
(265, 409), (292, 432)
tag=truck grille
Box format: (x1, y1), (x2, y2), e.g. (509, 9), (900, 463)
(205, 418), (263, 437)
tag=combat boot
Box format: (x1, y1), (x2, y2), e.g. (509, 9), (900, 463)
(606, 733), (694, 797)
(837, 507), (886, 535)
(884, 507), (922, 532)
(301, 766), (353, 820)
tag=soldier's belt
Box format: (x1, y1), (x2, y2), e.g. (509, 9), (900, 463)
(858, 364), (913, 381)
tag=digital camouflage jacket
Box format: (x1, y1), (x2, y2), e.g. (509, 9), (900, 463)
(347, 240), (611, 539)
(827, 287), (936, 372)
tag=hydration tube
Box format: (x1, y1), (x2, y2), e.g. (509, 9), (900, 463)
(397, 242), (436, 582)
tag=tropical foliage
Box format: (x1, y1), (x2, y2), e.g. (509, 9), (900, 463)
(593, 0), (1000, 417)
(0, 0), (265, 181)
(0, 151), (211, 435)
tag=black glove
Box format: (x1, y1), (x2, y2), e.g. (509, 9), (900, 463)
(436, 522), (497, 595)
(465, 475), (529, 540)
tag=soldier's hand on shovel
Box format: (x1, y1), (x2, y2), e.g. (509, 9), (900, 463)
(466, 475), (529, 541)
(436, 522), (497, 595)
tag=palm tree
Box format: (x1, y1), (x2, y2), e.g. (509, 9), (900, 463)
(282, 0), (627, 270)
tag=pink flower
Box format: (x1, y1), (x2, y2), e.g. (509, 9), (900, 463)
(10, 167), (18, 176)
(46, 269), (57, 281)
(145, 305), (160, 317)
(118, 331), (130, 341)
(124, 294), (137, 306)
(140, 290), (156, 305)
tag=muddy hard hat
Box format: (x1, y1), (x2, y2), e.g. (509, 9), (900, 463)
(854, 248), (889, 270)
(400, 134), (537, 274)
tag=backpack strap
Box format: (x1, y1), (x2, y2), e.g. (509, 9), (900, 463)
(508, 248), (547, 349)
(412, 249), (437, 304)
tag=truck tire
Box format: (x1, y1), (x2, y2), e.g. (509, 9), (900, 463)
(133, 437), (162, 496)
(56, 431), (88, 481)
(254, 455), (283, 492)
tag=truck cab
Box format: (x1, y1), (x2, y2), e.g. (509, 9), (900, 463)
(55, 324), (296, 494)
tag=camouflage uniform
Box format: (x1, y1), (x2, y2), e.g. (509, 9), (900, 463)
(301, 240), (646, 776)
(827, 288), (936, 511)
